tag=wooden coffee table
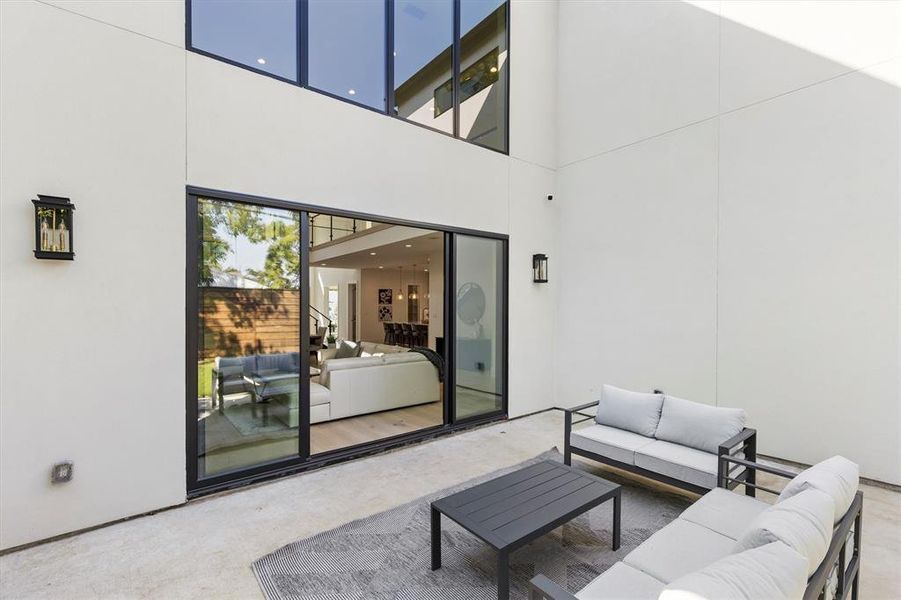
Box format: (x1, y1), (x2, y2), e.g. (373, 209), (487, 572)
(431, 460), (621, 600)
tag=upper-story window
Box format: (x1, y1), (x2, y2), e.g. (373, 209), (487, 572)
(188, 0), (508, 153)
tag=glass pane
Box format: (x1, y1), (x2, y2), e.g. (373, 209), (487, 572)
(454, 235), (504, 419)
(309, 217), (444, 454)
(308, 0), (387, 110)
(196, 199), (301, 478)
(459, 0), (508, 152)
(394, 0), (454, 133)
(191, 0), (298, 81)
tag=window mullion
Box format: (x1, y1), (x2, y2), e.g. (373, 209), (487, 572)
(385, 0), (395, 115)
(299, 0), (309, 87)
(452, 0), (461, 138)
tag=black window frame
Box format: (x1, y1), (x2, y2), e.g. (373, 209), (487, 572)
(186, 185), (509, 496)
(185, 0), (510, 155)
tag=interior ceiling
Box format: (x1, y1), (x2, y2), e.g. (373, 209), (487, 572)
(311, 231), (443, 271)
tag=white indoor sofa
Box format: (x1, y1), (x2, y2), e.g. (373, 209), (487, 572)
(530, 455), (863, 600)
(565, 385), (756, 495)
(277, 341), (441, 426)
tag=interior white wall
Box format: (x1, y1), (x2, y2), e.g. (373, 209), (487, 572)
(555, 0), (901, 483)
(310, 268), (361, 341)
(0, 0), (558, 549)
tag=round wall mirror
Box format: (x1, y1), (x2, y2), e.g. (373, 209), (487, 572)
(456, 282), (486, 325)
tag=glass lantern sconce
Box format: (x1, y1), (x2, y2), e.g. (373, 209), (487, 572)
(33, 195), (75, 260)
(532, 253), (548, 283)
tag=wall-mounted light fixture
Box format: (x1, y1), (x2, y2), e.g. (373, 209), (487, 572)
(33, 195), (75, 260)
(532, 253), (548, 283)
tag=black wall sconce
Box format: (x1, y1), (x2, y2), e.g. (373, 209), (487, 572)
(33, 195), (75, 260)
(532, 253), (548, 283)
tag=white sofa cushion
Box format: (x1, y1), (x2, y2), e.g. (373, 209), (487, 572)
(659, 542), (808, 600)
(575, 562), (664, 600)
(735, 488), (834, 576)
(623, 519), (735, 584)
(778, 455), (859, 524)
(570, 424), (656, 465)
(310, 382), (331, 407)
(680, 488), (770, 540)
(594, 384), (664, 437)
(655, 395), (746, 454)
(360, 341), (407, 356)
(633, 440), (726, 490)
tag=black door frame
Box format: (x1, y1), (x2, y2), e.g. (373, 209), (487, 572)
(186, 186), (509, 496)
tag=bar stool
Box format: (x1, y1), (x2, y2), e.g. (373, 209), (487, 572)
(416, 324), (428, 347)
(383, 322), (394, 344)
(391, 323), (404, 347)
(401, 323), (414, 347)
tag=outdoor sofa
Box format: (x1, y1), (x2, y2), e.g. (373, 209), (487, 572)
(564, 385), (757, 495)
(530, 454), (862, 600)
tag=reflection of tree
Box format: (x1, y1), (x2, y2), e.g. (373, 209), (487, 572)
(198, 199), (303, 360)
(199, 200), (300, 290)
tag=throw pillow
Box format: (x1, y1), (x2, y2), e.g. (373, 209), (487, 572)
(594, 384), (664, 438)
(654, 395), (746, 454)
(334, 340), (358, 359)
(734, 488), (834, 576)
(778, 455), (859, 524)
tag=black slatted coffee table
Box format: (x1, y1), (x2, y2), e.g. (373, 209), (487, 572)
(430, 460), (621, 600)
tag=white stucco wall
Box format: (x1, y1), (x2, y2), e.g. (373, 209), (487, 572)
(555, 0), (901, 484)
(0, 0), (558, 549)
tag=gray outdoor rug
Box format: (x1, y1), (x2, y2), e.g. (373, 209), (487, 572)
(253, 449), (692, 599)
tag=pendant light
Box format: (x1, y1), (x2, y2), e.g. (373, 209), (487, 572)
(397, 266), (404, 301)
(410, 264), (418, 300)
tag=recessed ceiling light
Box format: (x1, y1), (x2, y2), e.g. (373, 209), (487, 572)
(321, 263), (327, 266)
(257, 58), (267, 65)
(379, 266), (384, 269)
(348, 89), (356, 95)
(405, 244), (412, 248)
(424, 268), (429, 272)
(370, 252), (377, 255)
(489, 66), (498, 73)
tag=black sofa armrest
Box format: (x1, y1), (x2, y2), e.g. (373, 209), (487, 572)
(563, 400), (599, 466)
(716, 427), (758, 496)
(529, 575), (579, 600)
(718, 451), (801, 497)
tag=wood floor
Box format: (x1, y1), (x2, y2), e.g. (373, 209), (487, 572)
(311, 401), (443, 454)
(201, 401), (444, 475)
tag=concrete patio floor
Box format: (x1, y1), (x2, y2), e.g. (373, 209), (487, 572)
(1, 410), (899, 598)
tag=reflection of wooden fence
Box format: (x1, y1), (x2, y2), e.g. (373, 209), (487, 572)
(199, 288), (300, 359)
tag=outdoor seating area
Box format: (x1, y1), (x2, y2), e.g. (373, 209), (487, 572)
(2, 1), (899, 599)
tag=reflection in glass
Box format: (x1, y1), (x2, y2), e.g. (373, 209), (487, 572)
(459, 0), (508, 152)
(393, 0), (454, 133)
(308, 0), (386, 109)
(454, 235), (505, 419)
(196, 199), (301, 478)
(191, 0), (298, 81)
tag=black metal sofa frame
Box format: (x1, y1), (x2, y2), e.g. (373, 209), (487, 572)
(530, 453), (864, 600)
(562, 398), (758, 496)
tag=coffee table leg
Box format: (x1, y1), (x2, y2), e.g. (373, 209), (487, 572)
(431, 506), (441, 570)
(613, 492), (621, 551)
(497, 551), (509, 600)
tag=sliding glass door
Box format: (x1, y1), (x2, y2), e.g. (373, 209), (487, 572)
(194, 198), (301, 479)
(187, 190), (507, 493)
(453, 235), (506, 420)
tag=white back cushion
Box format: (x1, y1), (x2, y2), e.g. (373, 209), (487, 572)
(659, 542), (807, 600)
(654, 395), (746, 454)
(595, 384), (664, 437)
(778, 456), (859, 524)
(735, 489), (834, 576)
